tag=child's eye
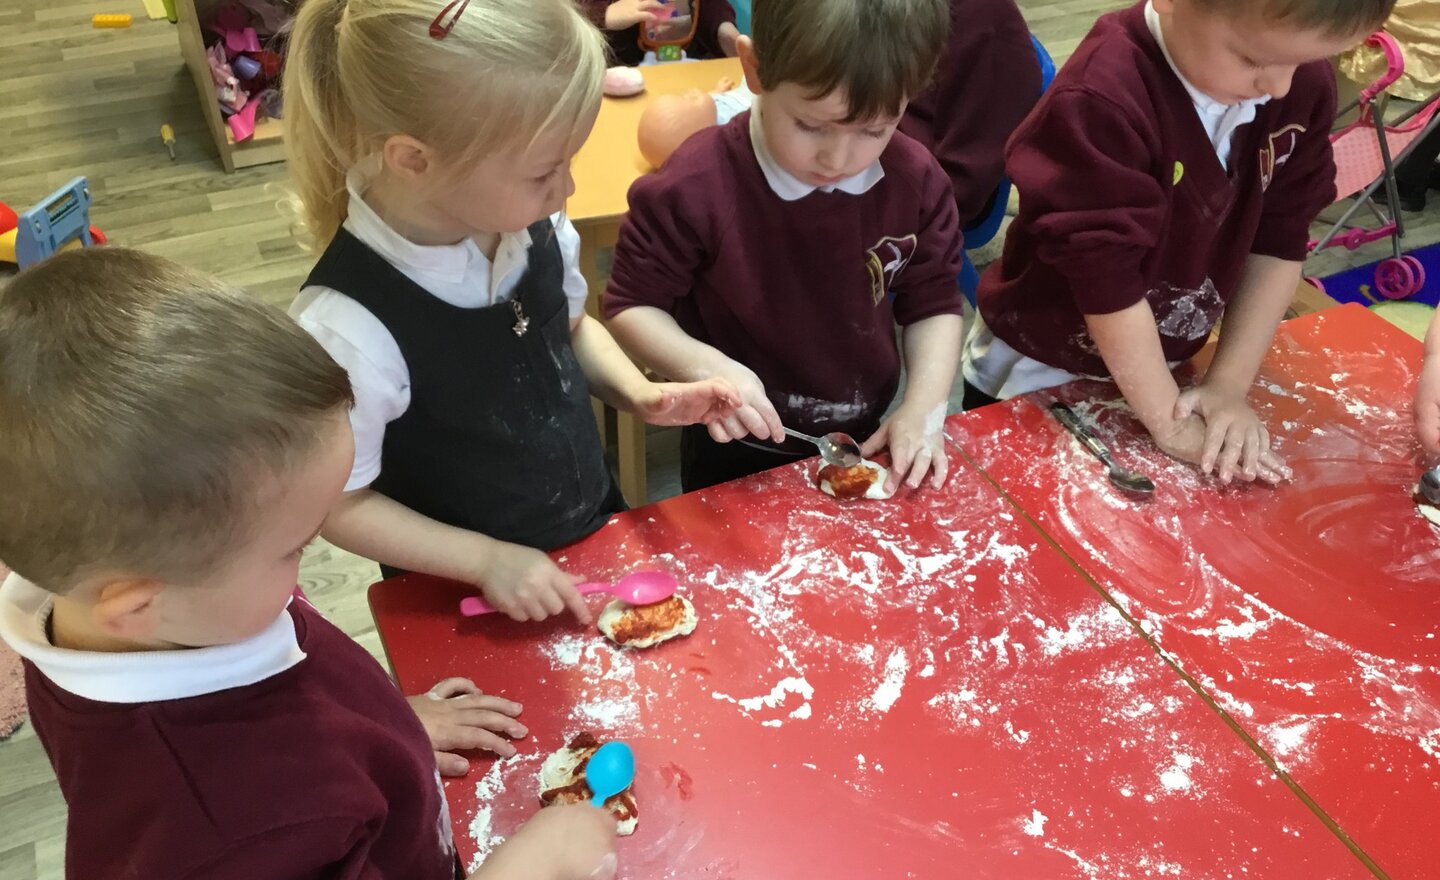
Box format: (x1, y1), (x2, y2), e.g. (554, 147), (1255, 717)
(865, 128), (888, 139)
(794, 119), (822, 134)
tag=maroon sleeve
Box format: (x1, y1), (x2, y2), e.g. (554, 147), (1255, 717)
(1251, 65), (1338, 261)
(181, 820), (386, 880)
(688, 0), (737, 58)
(603, 162), (719, 319)
(892, 156), (966, 325)
(915, 1), (1042, 223)
(574, 0), (610, 28)
(1006, 86), (1167, 315)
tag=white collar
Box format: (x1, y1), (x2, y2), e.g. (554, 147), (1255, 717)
(0, 573), (306, 704)
(747, 100), (885, 202)
(343, 159), (534, 286)
(1144, 1), (1270, 118)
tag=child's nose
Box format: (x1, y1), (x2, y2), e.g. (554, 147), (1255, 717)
(1258, 67), (1294, 100)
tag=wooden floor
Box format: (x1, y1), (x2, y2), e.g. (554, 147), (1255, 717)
(1, 1), (1437, 876)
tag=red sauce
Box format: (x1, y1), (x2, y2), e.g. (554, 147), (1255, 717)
(608, 596), (690, 645)
(538, 730), (640, 824)
(817, 463), (879, 499)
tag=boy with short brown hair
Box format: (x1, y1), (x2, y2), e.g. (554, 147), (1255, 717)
(0, 248), (615, 880)
(965, 0), (1393, 483)
(605, 0), (966, 494)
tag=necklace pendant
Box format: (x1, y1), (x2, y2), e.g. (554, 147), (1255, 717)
(511, 300), (529, 337)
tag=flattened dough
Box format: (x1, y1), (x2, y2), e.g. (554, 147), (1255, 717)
(597, 595), (697, 649)
(816, 460), (894, 500)
(537, 732), (638, 835)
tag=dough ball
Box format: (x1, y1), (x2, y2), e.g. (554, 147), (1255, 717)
(538, 731), (638, 835)
(597, 595), (697, 649)
(816, 460), (894, 500)
(603, 65), (645, 97)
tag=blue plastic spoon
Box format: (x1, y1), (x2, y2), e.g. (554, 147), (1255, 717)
(585, 741), (636, 807)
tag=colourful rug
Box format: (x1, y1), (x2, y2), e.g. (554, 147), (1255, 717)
(1317, 241), (1439, 340)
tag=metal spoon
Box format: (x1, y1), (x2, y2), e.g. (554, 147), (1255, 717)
(1050, 403), (1155, 497)
(1420, 466), (1440, 505)
(784, 428), (862, 468)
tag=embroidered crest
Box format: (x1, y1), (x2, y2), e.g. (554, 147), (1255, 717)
(1259, 123), (1305, 192)
(864, 234), (918, 305)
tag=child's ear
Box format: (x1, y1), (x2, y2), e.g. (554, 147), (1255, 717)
(381, 134), (435, 182)
(91, 578), (167, 641)
(736, 36), (763, 95)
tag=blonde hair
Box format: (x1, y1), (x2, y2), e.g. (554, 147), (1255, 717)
(0, 248), (354, 592)
(751, 0), (949, 124)
(283, 0), (607, 249)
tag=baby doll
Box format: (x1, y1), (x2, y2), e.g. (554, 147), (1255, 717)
(636, 78), (752, 168)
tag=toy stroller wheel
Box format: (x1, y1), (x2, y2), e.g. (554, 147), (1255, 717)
(1303, 276), (1326, 294)
(1402, 255), (1426, 294)
(1375, 258), (1417, 299)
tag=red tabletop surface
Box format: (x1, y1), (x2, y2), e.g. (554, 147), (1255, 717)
(370, 422), (1373, 879)
(949, 305), (1439, 880)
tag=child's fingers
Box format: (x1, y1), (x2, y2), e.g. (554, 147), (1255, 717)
(426, 677), (482, 700)
(859, 424), (889, 458)
(708, 420), (734, 442)
(447, 693), (524, 717)
(905, 445), (933, 489)
(734, 405), (773, 441)
(435, 750), (470, 777)
(450, 708), (529, 741)
(930, 445), (949, 489)
(557, 579), (593, 624)
(1173, 389), (1200, 421)
(1257, 448), (1291, 484)
(1240, 428), (1261, 480)
(1199, 419), (1229, 473)
(1216, 423), (1247, 482)
(435, 723), (522, 757)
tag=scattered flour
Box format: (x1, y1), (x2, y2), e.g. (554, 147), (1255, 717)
(868, 647), (909, 712)
(1021, 809), (1048, 837)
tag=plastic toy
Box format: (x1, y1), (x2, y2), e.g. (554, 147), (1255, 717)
(0, 179), (108, 270)
(92, 13), (133, 27)
(639, 0), (699, 62)
(161, 123), (177, 160)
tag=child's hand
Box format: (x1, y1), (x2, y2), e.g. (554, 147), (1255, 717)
(473, 803), (617, 880)
(473, 542), (590, 624)
(861, 403), (949, 494)
(704, 360), (785, 444)
(605, 0), (666, 30)
(407, 678), (528, 775)
(1417, 353), (1440, 456)
(634, 378), (741, 426)
(1173, 385), (1290, 484)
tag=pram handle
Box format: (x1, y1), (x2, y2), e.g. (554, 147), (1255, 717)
(1359, 32), (1405, 105)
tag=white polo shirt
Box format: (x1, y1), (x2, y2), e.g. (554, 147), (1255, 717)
(291, 164), (591, 492)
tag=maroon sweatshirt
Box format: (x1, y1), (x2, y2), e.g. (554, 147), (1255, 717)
(977, 1), (1337, 377)
(576, 0), (735, 66)
(604, 112), (964, 444)
(899, 0), (1043, 227)
(26, 600), (459, 880)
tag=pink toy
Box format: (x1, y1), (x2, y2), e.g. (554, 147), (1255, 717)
(227, 97), (261, 142)
(604, 66), (646, 98)
(210, 4), (261, 53)
(207, 43), (249, 114)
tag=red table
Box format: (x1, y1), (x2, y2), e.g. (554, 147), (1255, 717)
(371, 423), (1375, 878)
(949, 306), (1439, 880)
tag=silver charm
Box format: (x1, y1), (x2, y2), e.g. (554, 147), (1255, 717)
(511, 300), (529, 337)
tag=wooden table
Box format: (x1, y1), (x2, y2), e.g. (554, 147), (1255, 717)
(948, 305), (1438, 880)
(569, 58), (743, 505)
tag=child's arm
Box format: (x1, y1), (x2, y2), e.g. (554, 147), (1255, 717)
(860, 313), (963, 492)
(606, 305), (785, 443)
(1418, 307), (1440, 456)
(588, 0), (664, 30)
(468, 804), (617, 880)
(1173, 254), (1297, 482)
(322, 488), (592, 623)
(569, 312), (742, 426)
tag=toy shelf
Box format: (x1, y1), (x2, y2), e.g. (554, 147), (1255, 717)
(175, 0), (286, 172)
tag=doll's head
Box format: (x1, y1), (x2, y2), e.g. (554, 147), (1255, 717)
(637, 89), (719, 169)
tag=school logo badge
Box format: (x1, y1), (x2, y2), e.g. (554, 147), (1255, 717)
(1259, 123), (1305, 192)
(864, 234), (918, 305)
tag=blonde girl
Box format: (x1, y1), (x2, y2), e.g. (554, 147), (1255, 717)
(284, 0), (737, 635)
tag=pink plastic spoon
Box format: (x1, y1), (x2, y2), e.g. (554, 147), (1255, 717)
(458, 570), (678, 617)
